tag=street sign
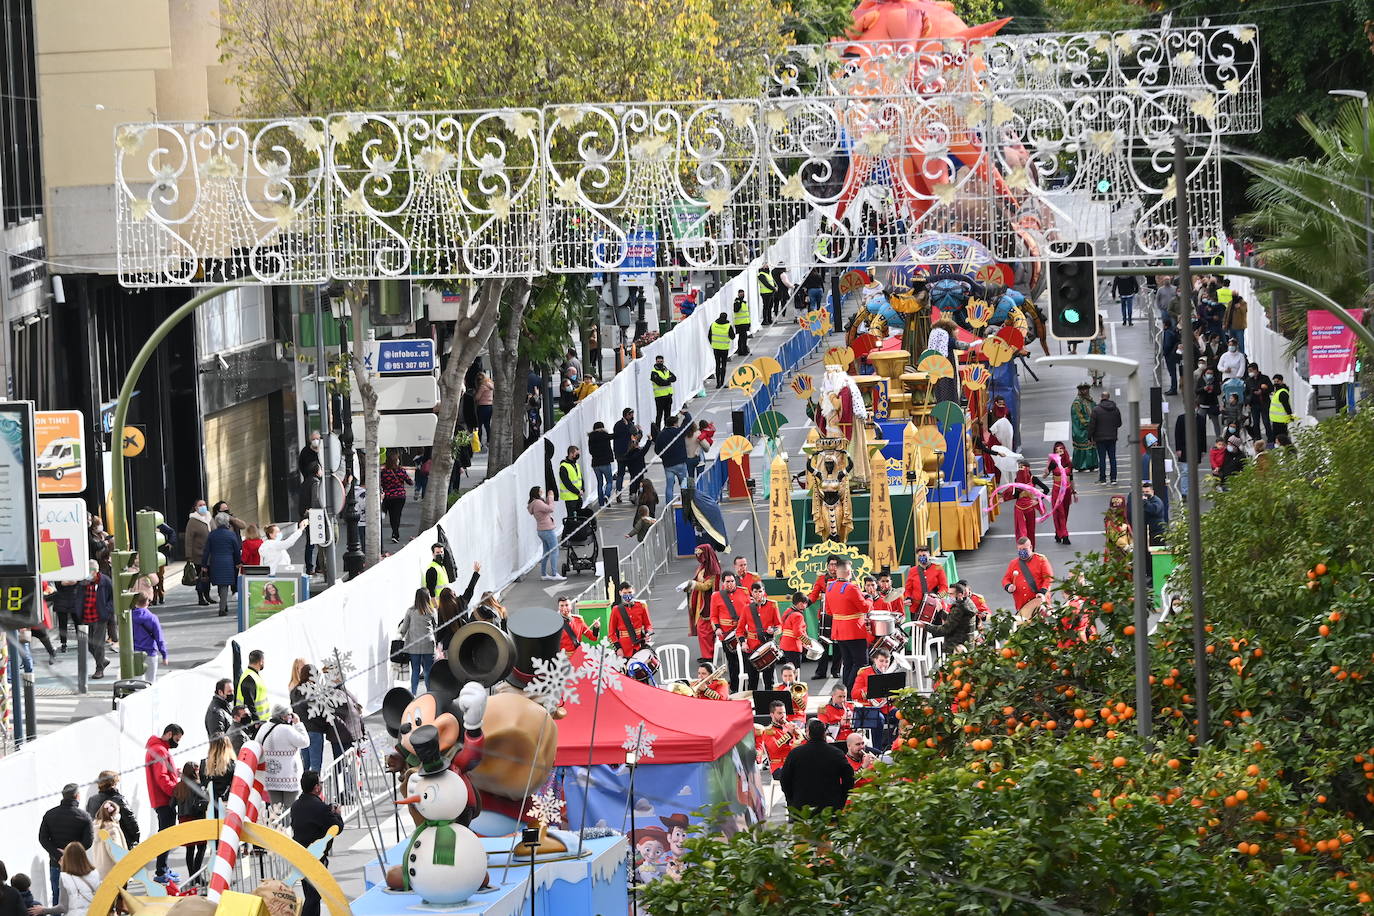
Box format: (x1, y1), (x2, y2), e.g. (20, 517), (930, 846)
(34, 410), (86, 493)
(365, 338), (436, 375)
(38, 498), (91, 581)
(374, 376), (440, 412)
(350, 412), (439, 448)
(120, 425), (146, 457)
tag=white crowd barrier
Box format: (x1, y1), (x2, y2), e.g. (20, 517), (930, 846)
(1228, 247), (1313, 422)
(0, 219), (816, 890)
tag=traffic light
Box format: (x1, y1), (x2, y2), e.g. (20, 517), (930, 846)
(113, 549), (143, 679)
(1047, 243), (1099, 341)
(135, 510), (165, 576)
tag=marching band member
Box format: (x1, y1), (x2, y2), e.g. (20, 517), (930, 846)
(735, 581), (782, 690)
(844, 732), (878, 792)
(1002, 536), (1053, 619)
(777, 663), (807, 722)
(693, 658), (731, 701)
(732, 555), (760, 593)
(817, 684), (855, 741)
(902, 544), (949, 622)
(556, 595), (599, 654)
(826, 558), (873, 692)
(778, 592), (812, 669)
(808, 556), (841, 680)
(758, 699), (802, 779)
(607, 581), (653, 659)
(851, 647), (899, 748)
(871, 571), (900, 612)
(860, 575), (881, 646)
(710, 572), (750, 691)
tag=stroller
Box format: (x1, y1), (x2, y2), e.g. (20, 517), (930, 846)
(561, 506), (600, 576)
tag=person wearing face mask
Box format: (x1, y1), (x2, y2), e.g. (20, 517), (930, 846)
(258, 520), (309, 576)
(1217, 337), (1246, 381)
(902, 544), (948, 621)
(608, 582), (653, 660)
(298, 433), (324, 574)
(1002, 537), (1052, 619)
(710, 572), (750, 690)
(184, 500), (213, 606)
(1267, 374), (1297, 445)
(144, 724), (184, 884)
(1215, 436), (1246, 490)
(1194, 363), (1222, 439)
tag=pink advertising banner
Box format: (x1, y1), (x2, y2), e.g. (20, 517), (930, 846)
(1307, 309), (1365, 385)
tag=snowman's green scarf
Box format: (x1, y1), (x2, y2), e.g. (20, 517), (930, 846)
(401, 819), (458, 889)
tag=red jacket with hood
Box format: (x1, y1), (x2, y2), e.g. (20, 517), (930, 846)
(145, 734), (179, 808)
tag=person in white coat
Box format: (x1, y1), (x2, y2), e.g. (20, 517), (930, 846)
(28, 843), (100, 916)
(258, 520), (308, 575)
(258, 705), (309, 809)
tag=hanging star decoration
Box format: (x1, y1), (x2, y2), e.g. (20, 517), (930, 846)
(500, 110), (538, 137)
(858, 131), (894, 157)
(115, 126), (146, 156)
(525, 650), (577, 713)
(780, 172), (806, 201)
(553, 177), (582, 207)
(632, 133), (672, 162)
(1004, 167), (1031, 191)
(764, 107), (789, 132)
(1114, 32), (1136, 54)
(417, 144), (454, 177)
(130, 199), (153, 222)
(265, 203), (296, 231)
(1173, 50), (1199, 69)
(203, 153), (238, 180)
(1189, 94), (1218, 123)
(726, 103), (754, 129)
(1092, 35), (1111, 55)
(290, 119), (326, 152)
(930, 182), (958, 205)
(1090, 130), (1121, 156)
(475, 153), (505, 181)
(489, 193), (513, 221)
(553, 106), (586, 131)
(703, 187), (731, 215)
(342, 186), (368, 214)
(329, 114), (366, 145)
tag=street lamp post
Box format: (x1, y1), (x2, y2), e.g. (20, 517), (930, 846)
(1037, 354), (1153, 740)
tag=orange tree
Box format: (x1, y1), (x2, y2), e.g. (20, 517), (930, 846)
(645, 410), (1374, 914)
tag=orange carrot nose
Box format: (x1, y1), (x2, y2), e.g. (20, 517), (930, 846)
(395, 795), (420, 806)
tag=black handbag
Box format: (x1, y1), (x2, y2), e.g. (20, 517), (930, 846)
(389, 638), (408, 665)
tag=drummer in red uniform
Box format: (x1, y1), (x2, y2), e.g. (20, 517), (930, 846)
(735, 581), (782, 690)
(826, 558), (873, 691)
(607, 581), (653, 660)
(851, 647), (900, 748)
(778, 592), (812, 669)
(732, 555), (760, 593)
(710, 572), (750, 692)
(557, 595), (599, 654)
(758, 699), (802, 778)
(807, 556), (841, 681)
(817, 684), (854, 741)
(902, 544), (949, 622)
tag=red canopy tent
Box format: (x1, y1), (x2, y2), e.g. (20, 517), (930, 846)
(554, 673), (755, 766)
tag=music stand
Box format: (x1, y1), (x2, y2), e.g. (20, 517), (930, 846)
(752, 690), (790, 717)
(868, 672), (907, 699)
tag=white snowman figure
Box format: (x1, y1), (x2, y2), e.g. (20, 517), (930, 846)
(398, 739), (488, 903)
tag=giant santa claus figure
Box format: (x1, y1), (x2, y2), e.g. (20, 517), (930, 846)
(816, 356), (872, 487)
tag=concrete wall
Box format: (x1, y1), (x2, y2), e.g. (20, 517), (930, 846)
(34, 0), (237, 270)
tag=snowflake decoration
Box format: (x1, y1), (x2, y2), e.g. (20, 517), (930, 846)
(622, 723), (657, 761)
(525, 787), (565, 830)
(525, 650), (577, 713)
(299, 648), (356, 720)
(572, 643), (625, 695)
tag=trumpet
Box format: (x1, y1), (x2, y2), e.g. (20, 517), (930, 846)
(689, 663), (729, 699)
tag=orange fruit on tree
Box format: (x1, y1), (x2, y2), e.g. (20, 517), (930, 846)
(1246, 764), (1260, 776)
(1316, 563), (1328, 575)
(1307, 570), (1317, 580)
(1167, 758), (1181, 770)
(1123, 625), (1136, 636)
(1329, 611), (1342, 622)
(1112, 756), (1127, 768)
(1319, 625), (1331, 637)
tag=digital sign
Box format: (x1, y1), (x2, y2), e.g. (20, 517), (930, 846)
(0, 402), (41, 628)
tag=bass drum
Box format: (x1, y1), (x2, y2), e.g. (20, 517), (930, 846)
(748, 642), (782, 671)
(628, 648), (660, 685)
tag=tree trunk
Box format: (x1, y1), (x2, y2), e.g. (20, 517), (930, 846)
(347, 285), (383, 567)
(486, 278), (533, 476)
(512, 346), (532, 456)
(420, 278), (507, 531)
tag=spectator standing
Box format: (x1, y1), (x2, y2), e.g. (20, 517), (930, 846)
(707, 312), (735, 388)
(27, 844), (98, 916)
(801, 266), (825, 312)
(200, 737), (236, 815)
(47, 581), (81, 655)
(291, 664), (343, 772)
(777, 719), (855, 819)
(1154, 275), (1178, 320)
(240, 525), (264, 567)
(732, 291), (751, 356)
(1224, 292), (1249, 354)
(144, 724), (183, 884)
(474, 370), (495, 444)
(398, 590), (437, 694)
(37, 787), (92, 903)
(1089, 391), (1122, 484)
(654, 414), (690, 505)
(1217, 338), (1246, 382)
(649, 356), (676, 432)
(1140, 482), (1166, 545)
(258, 706), (309, 809)
(1243, 364), (1273, 443)
(1174, 404), (1208, 499)
(557, 445), (585, 509)
(612, 408), (640, 502)
(88, 801), (125, 878)
(0, 862), (27, 916)
(683, 422), (703, 481)
(1111, 274), (1140, 326)
(586, 327), (602, 380)
(297, 434), (323, 576)
(129, 594), (167, 682)
(631, 477), (659, 520)
(588, 422), (615, 507)
(1161, 317), (1181, 395)
(290, 772), (344, 916)
(172, 763), (208, 885)
(558, 367), (578, 415)
(76, 563), (110, 679)
(756, 261), (778, 324)
(380, 454), (413, 544)
(528, 488), (564, 582)
(259, 520), (308, 576)
(84, 772), (138, 849)
(1195, 364), (1222, 439)
(202, 513), (242, 618)
(205, 678), (234, 741)
(414, 453), (432, 500)
(1268, 374), (1297, 445)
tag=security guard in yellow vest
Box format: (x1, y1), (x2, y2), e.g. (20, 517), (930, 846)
(756, 262), (777, 324)
(236, 649), (269, 720)
(650, 355), (676, 431)
(424, 542), (451, 597)
(708, 312), (735, 388)
(732, 290), (751, 357)
(1267, 373), (1297, 444)
(559, 445), (585, 508)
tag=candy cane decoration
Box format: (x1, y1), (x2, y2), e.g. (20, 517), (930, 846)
(207, 739), (263, 902)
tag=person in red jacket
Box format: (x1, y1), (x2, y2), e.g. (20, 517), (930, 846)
(778, 592), (812, 669)
(816, 684), (854, 741)
(851, 648), (900, 747)
(870, 571), (900, 612)
(758, 700), (802, 777)
(557, 595), (599, 654)
(735, 581), (782, 689)
(844, 732), (877, 794)
(692, 659), (732, 700)
(732, 555), (760, 594)
(807, 556), (841, 680)
(607, 582), (653, 659)
(709, 573), (750, 691)
(825, 559), (872, 691)
(1002, 537), (1053, 619)
(902, 544), (949, 622)
(777, 663), (807, 722)
(241, 525), (264, 567)
(145, 723), (184, 882)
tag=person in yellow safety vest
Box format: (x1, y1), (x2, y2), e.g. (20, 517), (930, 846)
(558, 445), (585, 508)
(424, 542), (451, 597)
(650, 355), (676, 431)
(236, 648), (269, 720)
(708, 312), (735, 388)
(1267, 373), (1297, 446)
(756, 262), (777, 324)
(732, 290), (751, 357)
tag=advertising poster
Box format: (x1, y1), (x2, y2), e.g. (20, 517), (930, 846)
(0, 404), (38, 572)
(244, 576), (300, 627)
(37, 498), (91, 582)
(34, 411), (85, 494)
(1307, 309), (1365, 385)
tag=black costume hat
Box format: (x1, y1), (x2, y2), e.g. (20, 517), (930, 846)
(505, 607), (564, 689)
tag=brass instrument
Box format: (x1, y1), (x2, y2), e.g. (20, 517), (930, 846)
(789, 681), (809, 713)
(688, 663), (729, 699)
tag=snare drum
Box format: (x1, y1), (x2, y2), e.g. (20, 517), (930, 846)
(915, 594), (946, 625)
(868, 610), (898, 637)
(720, 631), (740, 653)
(803, 639), (825, 661)
(748, 642), (782, 671)
(868, 632), (904, 661)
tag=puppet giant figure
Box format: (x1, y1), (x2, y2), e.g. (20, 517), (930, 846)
(817, 361), (872, 487)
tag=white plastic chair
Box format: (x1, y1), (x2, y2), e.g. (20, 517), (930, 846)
(657, 643), (691, 685)
(925, 636), (946, 678)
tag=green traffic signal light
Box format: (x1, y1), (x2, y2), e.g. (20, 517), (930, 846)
(1063, 308), (1080, 324)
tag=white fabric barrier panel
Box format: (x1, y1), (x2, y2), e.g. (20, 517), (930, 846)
(0, 219), (816, 875)
(1230, 247), (1313, 421)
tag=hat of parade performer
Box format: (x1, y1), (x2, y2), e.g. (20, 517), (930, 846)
(504, 607), (565, 689)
